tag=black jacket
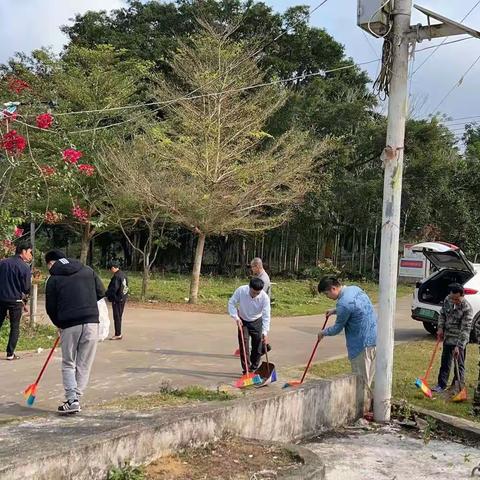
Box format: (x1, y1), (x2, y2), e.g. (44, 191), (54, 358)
(45, 258), (105, 329)
(106, 270), (128, 303)
(0, 255), (31, 304)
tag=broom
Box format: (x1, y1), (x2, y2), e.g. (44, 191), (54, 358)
(24, 336), (60, 406)
(414, 337), (441, 398)
(234, 322), (262, 388)
(451, 355), (468, 402)
(283, 315), (329, 388)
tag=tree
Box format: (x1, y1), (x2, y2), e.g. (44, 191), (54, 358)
(106, 29), (328, 302)
(1, 45), (152, 263)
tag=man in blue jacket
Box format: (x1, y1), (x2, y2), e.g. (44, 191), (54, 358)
(0, 242), (32, 360)
(317, 276), (377, 411)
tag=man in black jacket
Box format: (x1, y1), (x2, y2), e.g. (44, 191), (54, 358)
(0, 242), (32, 360)
(45, 250), (105, 414)
(106, 260), (128, 340)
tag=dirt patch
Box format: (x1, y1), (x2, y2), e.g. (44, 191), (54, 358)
(145, 436), (302, 479)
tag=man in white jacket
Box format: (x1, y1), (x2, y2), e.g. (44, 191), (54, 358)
(228, 277), (270, 374)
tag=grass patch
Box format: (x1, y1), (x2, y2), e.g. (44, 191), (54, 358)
(0, 319), (57, 352)
(103, 384), (233, 411)
(98, 272), (412, 316)
(309, 340), (480, 421)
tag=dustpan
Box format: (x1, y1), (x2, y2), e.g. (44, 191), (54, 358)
(254, 347), (277, 387)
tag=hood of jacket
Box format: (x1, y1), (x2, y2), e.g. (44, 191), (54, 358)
(49, 258), (84, 276)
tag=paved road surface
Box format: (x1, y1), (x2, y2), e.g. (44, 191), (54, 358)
(0, 296), (425, 418)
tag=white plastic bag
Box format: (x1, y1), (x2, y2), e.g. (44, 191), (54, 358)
(97, 298), (110, 341)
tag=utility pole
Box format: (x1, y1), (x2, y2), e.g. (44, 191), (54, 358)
(358, 0), (480, 422)
(374, 0), (412, 423)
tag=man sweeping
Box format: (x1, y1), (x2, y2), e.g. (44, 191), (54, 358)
(228, 278), (270, 374)
(45, 250), (105, 414)
(432, 283), (472, 396)
(317, 276), (377, 412)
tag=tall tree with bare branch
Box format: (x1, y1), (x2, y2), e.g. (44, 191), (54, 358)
(106, 27), (329, 303)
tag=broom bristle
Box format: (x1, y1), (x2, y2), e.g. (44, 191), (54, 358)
(235, 374), (262, 388)
(26, 394), (36, 406)
(282, 380), (301, 389)
(415, 378), (432, 398)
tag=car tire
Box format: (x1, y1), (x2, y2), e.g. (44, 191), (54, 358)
(423, 321), (437, 336)
(470, 314), (480, 344)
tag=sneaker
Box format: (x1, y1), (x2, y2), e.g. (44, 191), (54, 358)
(6, 354), (19, 361)
(109, 335), (123, 340)
(431, 385), (445, 393)
(58, 399), (81, 414)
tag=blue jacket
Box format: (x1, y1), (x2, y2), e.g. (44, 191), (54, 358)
(323, 285), (377, 359)
(0, 255), (31, 303)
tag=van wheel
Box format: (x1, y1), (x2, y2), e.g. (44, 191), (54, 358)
(423, 322), (437, 336)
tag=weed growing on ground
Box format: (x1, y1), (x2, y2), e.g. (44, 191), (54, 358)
(108, 463), (145, 480)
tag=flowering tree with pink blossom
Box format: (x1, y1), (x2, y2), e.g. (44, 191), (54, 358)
(1, 45), (152, 262)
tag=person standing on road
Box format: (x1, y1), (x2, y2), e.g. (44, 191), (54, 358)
(432, 283), (473, 394)
(45, 250), (105, 414)
(106, 260), (128, 340)
(250, 257), (271, 298)
(317, 276), (377, 412)
(0, 242), (32, 360)
(228, 277), (270, 374)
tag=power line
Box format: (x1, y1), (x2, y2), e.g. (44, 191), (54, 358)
(431, 53), (480, 113)
(411, 0), (480, 76)
(415, 36), (473, 53)
(13, 59), (380, 134)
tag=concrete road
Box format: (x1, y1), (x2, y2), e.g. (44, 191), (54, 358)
(0, 295), (425, 417)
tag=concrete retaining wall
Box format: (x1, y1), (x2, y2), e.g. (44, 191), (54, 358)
(0, 374), (362, 480)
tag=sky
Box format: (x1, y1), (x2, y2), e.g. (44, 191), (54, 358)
(1, 0), (479, 136)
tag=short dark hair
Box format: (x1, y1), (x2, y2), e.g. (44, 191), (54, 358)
(15, 242), (32, 255)
(448, 283), (464, 296)
(249, 277), (264, 291)
(108, 260), (121, 269)
(318, 276), (342, 293)
(45, 249), (66, 263)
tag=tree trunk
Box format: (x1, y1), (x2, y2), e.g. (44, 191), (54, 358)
(141, 254), (150, 301)
(79, 223), (91, 264)
(189, 231), (206, 304)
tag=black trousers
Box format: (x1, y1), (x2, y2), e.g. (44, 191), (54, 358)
(0, 302), (23, 356)
(437, 343), (466, 389)
(112, 300), (126, 336)
(237, 317), (262, 373)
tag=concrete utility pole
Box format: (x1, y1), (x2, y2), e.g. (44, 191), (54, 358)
(358, 0), (480, 422)
(374, 0), (412, 423)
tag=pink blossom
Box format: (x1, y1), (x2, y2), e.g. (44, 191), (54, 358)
(62, 148), (83, 164)
(78, 164), (95, 176)
(1, 130), (27, 155)
(36, 113), (54, 129)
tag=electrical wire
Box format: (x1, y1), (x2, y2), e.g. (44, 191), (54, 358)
(411, 0), (480, 76)
(10, 59), (380, 135)
(367, 0), (393, 38)
(431, 53), (480, 113)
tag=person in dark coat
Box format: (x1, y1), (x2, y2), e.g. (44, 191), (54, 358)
(106, 260), (128, 340)
(0, 242), (32, 360)
(45, 250), (105, 414)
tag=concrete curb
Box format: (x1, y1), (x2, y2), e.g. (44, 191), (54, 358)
(0, 375), (360, 480)
(279, 443), (325, 479)
(411, 405), (480, 444)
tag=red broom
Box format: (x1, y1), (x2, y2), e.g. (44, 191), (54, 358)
(414, 337), (441, 398)
(24, 336), (60, 406)
(234, 323), (262, 388)
(283, 315), (329, 388)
